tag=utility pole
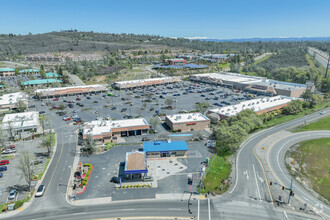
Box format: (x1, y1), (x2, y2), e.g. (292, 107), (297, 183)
(325, 52), (330, 78)
(288, 178), (293, 204)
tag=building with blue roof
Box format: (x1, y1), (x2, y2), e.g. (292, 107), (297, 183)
(143, 140), (188, 158)
(0, 68), (15, 76)
(19, 69), (40, 74)
(45, 72), (59, 78)
(21, 79), (62, 87)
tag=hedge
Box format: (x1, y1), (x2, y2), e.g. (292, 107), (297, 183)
(14, 200), (24, 209)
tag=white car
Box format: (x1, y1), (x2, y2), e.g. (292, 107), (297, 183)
(320, 111), (327, 115)
(35, 185), (45, 197)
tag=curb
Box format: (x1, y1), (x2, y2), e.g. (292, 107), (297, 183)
(76, 165), (93, 195)
(0, 131), (58, 219)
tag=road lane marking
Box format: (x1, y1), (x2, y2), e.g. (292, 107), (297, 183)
(267, 131), (330, 218)
(284, 211), (288, 220)
(208, 198), (211, 220)
(197, 199), (200, 220)
(243, 170), (249, 180)
(252, 164), (261, 201)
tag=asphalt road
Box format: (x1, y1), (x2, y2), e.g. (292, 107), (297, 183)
(3, 103), (329, 219)
(268, 130), (330, 217)
(307, 47), (329, 68)
(229, 107), (330, 217)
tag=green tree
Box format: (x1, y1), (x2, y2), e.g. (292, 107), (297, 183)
(302, 90), (313, 101)
(149, 117), (160, 131)
(40, 65), (46, 78)
(81, 135), (95, 156)
(58, 104), (66, 110)
(16, 150), (35, 192)
(195, 102), (210, 114)
(165, 98), (173, 106)
(282, 100), (304, 115)
(39, 115), (47, 137)
(41, 133), (55, 154)
(310, 94), (323, 107)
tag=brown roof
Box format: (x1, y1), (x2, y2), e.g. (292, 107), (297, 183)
(126, 152), (146, 171)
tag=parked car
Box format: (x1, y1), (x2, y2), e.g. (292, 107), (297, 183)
(141, 137), (151, 141)
(87, 96), (91, 99)
(0, 173), (3, 178)
(0, 160), (9, 165)
(2, 149), (15, 154)
(76, 97), (81, 101)
(111, 106), (116, 110)
(320, 111), (327, 115)
(39, 111), (45, 114)
(93, 101), (98, 104)
(8, 189), (17, 200)
(0, 166), (7, 171)
(143, 176), (154, 182)
(53, 98), (59, 101)
(110, 177), (120, 184)
(53, 106), (58, 109)
(35, 185), (45, 197)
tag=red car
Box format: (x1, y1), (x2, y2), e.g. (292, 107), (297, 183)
(76, 97), (81, 101)
(64, 118), (71, 121)
(53, 106), (58, 109)
(0, 160), (9, 165)
(53, 98), (59, 101)
(68, 101), (72, 103)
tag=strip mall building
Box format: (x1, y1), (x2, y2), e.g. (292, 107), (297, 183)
(34, 84), (107, 98)
(165, 113), (210, 132)
(83, 118), (150, 143)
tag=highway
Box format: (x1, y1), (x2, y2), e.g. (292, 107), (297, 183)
(307, 47), (329, 69)
(2, 108), (329, 219)
(268, 130), (330, 217)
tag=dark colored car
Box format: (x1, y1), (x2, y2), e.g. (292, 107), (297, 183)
(39, 111), (45, 114)
(141, 137), (151, 141)
(110, 177), (120, 184)
(93, 101), (98, 104)
(0, 166), (7, 171)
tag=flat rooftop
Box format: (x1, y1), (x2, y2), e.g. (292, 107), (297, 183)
(22, 79), (62, 86)
(114, 76), (181, 85)
(83, 118), (149, 136)
(35, 84), (107, 94)
(0, 68), (15, 72)
(248, 80), (307, 90)
(2, 111), (39, 130)
(191, 72), (264, 84)
(125, 151), (148, 174)
(0, 92), (28, 106)
(166, 113), (210, 124)
(143, 140), (188, 152)
(209, 96), (296, 117)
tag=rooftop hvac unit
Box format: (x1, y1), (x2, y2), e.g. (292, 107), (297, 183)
(168, 139), (171, 143)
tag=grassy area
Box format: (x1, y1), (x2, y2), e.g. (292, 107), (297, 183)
(201, 155), (231, 194)
(287, 138), (330, 202)
(305, 54), (315, 68)
(1, 155), (14, 160)
(254, 54), (272, 65)
(104, 143), (114, 151)
(294, 116), (330, 132)
(37, 157), (51, 180)
(81, 108), (93, 111)
(262, 101), (330, 129)
(218, 62), (230, 70)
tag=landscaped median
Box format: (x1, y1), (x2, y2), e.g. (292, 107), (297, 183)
(76, 163), (93, 195)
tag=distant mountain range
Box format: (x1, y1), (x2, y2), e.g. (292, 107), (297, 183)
(189, 37), (330, 42)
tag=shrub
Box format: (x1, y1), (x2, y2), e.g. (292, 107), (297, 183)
(82, 180), (87, 186)
(14, 200), (24, 209)
(2, 205), (7, 212)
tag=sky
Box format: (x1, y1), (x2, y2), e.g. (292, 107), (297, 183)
(1, 0), (330, 39)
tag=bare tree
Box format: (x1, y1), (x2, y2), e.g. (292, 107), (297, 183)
(41, 132), (55, 154)
(17, 150), (35, 192)
(15, 100), (27, 112)
(39, 115), (47, 136)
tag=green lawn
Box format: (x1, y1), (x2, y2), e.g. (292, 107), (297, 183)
(201, 155), (231, 194)
(37, 157), (51, 180)
(261, 101), (330, 129)
(305, 54), (315, 68)
(254, 54), (272, 65)
(218, 62), (230, 70)
(288, 138), (330, 201)
(295, 116), (330, 132)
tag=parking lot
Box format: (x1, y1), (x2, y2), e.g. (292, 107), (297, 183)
(75, 140), (211, 201)
(0, 138), (49, 204)
(0, 73), (41, 88)
(33, 80), (264, 125)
